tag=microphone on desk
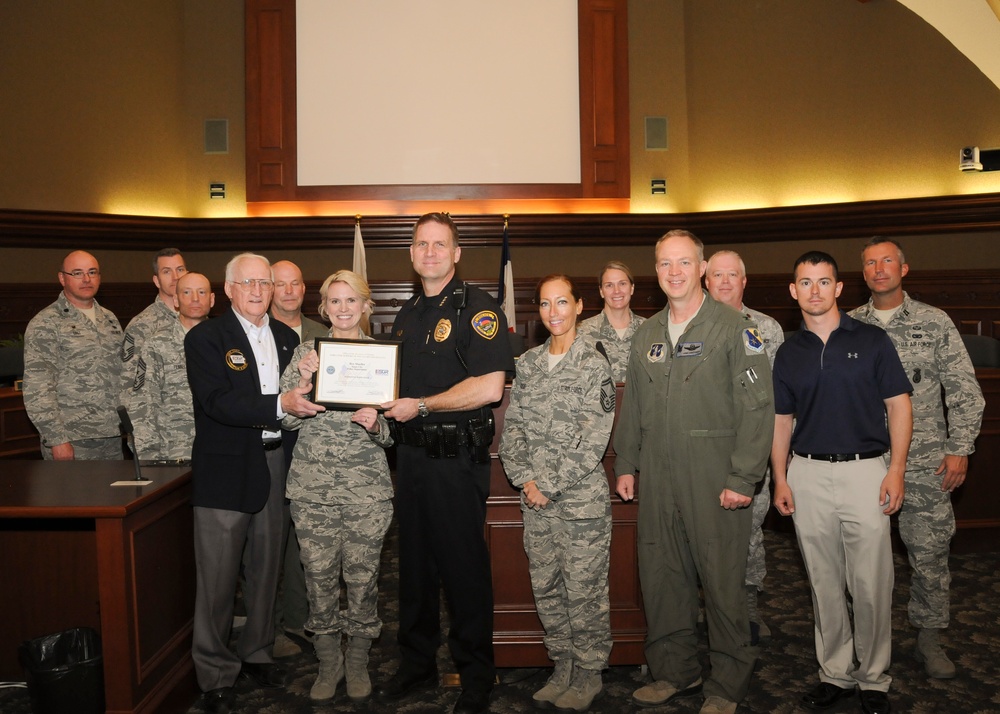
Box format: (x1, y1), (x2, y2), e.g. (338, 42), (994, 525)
(117, 405), (144, 482)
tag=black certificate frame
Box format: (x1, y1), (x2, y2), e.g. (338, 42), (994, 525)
(311, 337), (401, 410)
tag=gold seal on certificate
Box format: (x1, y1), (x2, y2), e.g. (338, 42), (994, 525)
(311, 337), (401, 410)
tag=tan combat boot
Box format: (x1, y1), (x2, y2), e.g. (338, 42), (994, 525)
(532, 658), (573, 709)
(632, 677), (703, 708)
(310, 634), (344, 701)
(916, 628), (956, 678)
(700, 695), (738, 714)
(552, 667), (602, 712)
(344, 635), (373, 702)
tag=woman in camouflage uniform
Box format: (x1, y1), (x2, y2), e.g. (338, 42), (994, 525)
(577, 261), (645, 382)
(280, 270), (393, 703)
(500, 275), (616, 712)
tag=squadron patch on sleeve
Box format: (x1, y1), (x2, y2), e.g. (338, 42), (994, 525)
(471, 310), (499, 340)
(743, 327), (765, 355)
(226, 349), (248, 371)
(600, 377), (616, 413)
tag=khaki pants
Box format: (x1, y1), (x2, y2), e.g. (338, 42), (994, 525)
(788, 454), (893, 692)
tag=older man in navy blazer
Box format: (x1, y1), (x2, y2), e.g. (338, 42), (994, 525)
(185, 253), (323, 714)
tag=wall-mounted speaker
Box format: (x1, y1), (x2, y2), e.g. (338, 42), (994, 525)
(205, 119), (229, 154)
(645, 117), (668, 151)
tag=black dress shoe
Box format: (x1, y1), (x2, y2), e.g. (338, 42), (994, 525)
(859, 689), (891, 714)
(375, 667), (438, 701)
(453, 687), (492, 714)
(801, 682), (856, 710)
(240, 661), (288, 689)
(203, 687), (234, 714)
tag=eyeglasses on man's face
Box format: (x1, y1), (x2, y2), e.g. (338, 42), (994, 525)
(61, 269), (100, 279)
(229, 278), (274, 291)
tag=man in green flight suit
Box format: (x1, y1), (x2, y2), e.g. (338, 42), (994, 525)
(614, 230), (775, 714)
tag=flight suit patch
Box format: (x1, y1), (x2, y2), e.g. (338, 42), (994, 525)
(677, 342), (703, 357)
(434, 319), (452, 342)
(471, 311), (499, 340)
(226, 349), (248, 371)
(647, 343), (666, 362)
(743, 328), (765, 355)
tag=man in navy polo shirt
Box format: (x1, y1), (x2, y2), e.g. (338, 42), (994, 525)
(771, 251), (912, 714)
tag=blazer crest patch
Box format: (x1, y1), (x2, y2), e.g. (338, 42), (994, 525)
(226, 349), (248, 371)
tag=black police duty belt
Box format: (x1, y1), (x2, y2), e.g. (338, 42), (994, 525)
(393, 415), (494, 463)
(396, 422), (469, 448)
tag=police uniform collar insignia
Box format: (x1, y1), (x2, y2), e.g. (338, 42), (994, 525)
(647, 343), (666, 362)
(226, 348), (248, 371)
(434, 318), (452, 342)
(743, 327), (765, 355)
(472, 310), (499, 340)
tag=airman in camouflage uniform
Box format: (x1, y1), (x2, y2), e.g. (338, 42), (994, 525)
(23, 250), (123, 460)
(130, 272), (214, 461)
(120, 248), (186, 409)
(849, 237), (985, 679)
(578, 261), (646, 382)
(500, 275), (616, 712)
(280, 272), (394, 703)
(706, 250), (784, 644)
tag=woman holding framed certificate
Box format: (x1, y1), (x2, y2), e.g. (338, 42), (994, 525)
(498, 275), (617, 712)
(279, 270), (393, 704)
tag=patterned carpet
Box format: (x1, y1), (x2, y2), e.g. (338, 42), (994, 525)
(3, 524), (999, 713)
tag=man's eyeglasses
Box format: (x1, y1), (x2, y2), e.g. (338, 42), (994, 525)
(229, 278), (274, 291)
(61, 269), (100, 279)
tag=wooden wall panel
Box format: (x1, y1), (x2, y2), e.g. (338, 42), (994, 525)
(579, 0), (630, 197)
(3, 192), (1000, 252)
(245, 0), (296, 201)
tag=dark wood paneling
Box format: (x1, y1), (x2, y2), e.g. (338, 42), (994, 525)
(579, 0), (630, 198)
(244, 0), (630, 202)
(245, 0), (296, 201)
(3, 192), (1000, 251)
(0, 387), (40, 457)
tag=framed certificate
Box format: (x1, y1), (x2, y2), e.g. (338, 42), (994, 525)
(311, 337), (401, 410)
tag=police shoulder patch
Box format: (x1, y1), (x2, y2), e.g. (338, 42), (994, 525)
(743, 327), (765, 355)
(471, 310), (499, 340)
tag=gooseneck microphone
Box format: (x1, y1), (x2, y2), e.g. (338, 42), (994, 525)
(117, 405), (144, 482)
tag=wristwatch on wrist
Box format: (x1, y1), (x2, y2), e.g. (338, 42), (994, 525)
(417, 399), (429, 418)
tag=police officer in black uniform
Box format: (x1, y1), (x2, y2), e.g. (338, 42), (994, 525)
(378, 213), (514, 714)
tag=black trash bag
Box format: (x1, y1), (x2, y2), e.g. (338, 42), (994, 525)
(18, 627), (105, 714)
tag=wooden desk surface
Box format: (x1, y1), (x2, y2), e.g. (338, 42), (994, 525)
(0, 461), (190, 518)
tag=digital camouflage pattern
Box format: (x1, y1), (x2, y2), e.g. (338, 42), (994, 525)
(280, 339), (394, 637)
(290, 500), (392, 638)
(578, 310), (645, 383)
(130, 320), (195, 460)
(23, 292), (123, 453)
(500, 335), (615, 668)
(741, 306), (784, 592)
(120, 298), (177, 409)
(850, 292), (985, 628)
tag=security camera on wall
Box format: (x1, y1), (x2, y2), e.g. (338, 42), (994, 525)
(960, 146), (983, 172)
